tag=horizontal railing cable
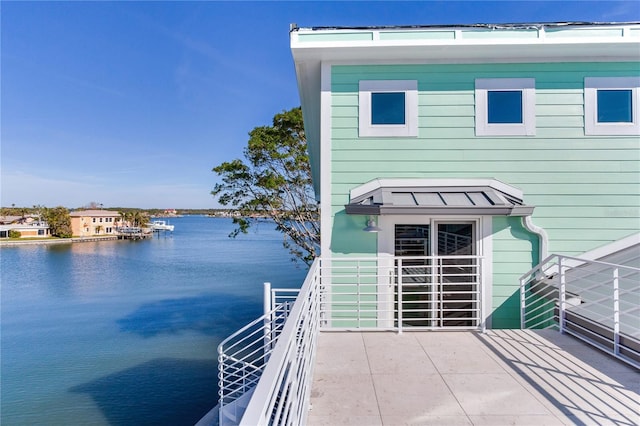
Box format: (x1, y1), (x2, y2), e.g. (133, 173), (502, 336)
(520, 253), (640, 368)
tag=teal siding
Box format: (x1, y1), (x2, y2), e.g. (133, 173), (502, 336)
(327, 61), (639, 328)
(492, 217), (537, 328)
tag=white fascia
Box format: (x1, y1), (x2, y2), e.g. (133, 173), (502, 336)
(573, 232), (640, 262)
(291, 29), (640, 65)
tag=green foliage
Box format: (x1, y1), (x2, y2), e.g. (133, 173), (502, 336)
(119, 210), (150, 227)
(43, 206), (72, 238)
(212, 107), (319, 265)
(1, 206), (44, 217)
(8, 230), (21, 238)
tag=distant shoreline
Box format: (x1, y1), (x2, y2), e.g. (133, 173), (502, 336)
(0, 236), (120, 247)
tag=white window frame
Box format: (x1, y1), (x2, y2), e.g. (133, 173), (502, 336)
(584, 77), (640, 136)
(359, 80), (418, 138)
(475, 78), (536, 136)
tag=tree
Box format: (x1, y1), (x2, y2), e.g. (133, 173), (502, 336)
(43, 206), (72, 238)
(212, 107), (319, 265)
(132, 210), (148, 227)
(117, 210), (147, 227)
(33, 204), (45, 223)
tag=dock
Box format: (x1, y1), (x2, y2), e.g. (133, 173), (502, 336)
(115, 227), (152, 240)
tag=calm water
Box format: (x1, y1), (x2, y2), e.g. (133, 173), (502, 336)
(1, 216), (307, 425)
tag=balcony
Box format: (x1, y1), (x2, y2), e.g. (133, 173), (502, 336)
(209, 253), (639, 426)
(308, 330), (638, 425)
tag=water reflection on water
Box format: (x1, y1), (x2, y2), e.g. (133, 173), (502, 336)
(1, 217), (307, 425)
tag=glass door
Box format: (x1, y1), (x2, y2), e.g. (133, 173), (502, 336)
(437, 222), (476, 327)
(394, 221), (477, 328)
(395, 225), (432, 326)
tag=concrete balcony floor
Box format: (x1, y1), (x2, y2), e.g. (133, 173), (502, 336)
(308, 330), (639, 426)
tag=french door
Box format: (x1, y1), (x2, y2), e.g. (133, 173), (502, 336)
(394, 221), (478, 328)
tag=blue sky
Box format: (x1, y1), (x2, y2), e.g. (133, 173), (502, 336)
(2, 1), (639, 209)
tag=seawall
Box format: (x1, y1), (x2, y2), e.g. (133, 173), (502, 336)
(0, 236), (119, 247)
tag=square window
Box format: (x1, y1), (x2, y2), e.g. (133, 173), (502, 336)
(371, 92), (406, 125)
(359, 80), (417, 137)
(475, 78), (535, 136)
(585, 77), (640, 135)
(597, 90), (632, 123)
(488, 91), (523, 124)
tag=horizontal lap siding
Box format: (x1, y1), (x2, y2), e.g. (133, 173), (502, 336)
(329, 62), (639, 328)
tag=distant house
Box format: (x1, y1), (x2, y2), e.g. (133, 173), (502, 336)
(0, 216), (51, 238)
(70, 210), (120, 237)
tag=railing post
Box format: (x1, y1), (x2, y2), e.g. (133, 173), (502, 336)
(264, 282), (272, 315)
(264, 282), (272, 353)
(218, 351), (225, 416)
(480, 257), (486, 333)
(397, 258), (403, 334)
(520, 273), (526, 329)
(318, 259), (326, 328)
(613, 268), (620, 356)
(438, 256), (444, 327)
(356, 260), (361, 326)
(558, 258), (566, 334)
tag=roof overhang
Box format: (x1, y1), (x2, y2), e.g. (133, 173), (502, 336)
(291, 22), (640, 65)
(69, 210), (118, 217)
(345, 178), (535, 217)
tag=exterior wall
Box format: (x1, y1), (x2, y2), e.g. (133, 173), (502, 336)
(70, 211), (119, 237)
(70, 217), (89, 237)
(0, 225), (51, 238)
(16, 228), (48, 238)
(327, 61), (639, 328)
(492, 216), (537, 328)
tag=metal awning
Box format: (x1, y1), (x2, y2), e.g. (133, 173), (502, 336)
(345, 178), (534, 216)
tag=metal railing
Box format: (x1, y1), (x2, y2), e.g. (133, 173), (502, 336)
(217, 286), (302, 425)
(323, 256), (483, 331)
(237, 258), (322, 426)
(218, 255), (484, 425)
(520, 254), (640, 368)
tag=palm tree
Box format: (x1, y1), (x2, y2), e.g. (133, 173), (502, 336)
(123, 211), (134, 227)
(117, 211), (127, 228)
(132, 211), (149, 227)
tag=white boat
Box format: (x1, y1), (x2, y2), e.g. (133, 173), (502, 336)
(148, 220), (174, 231)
